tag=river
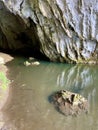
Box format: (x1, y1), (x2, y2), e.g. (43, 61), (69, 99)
(1, 56), (98, 130)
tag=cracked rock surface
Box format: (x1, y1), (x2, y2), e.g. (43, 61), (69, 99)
(1, 0), (98, 63)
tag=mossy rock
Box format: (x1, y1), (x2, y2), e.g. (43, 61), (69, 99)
(50, 90), (88, 116)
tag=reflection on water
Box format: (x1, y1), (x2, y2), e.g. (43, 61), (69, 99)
(1, 57), (98, 130)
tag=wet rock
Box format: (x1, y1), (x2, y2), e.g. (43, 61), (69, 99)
(24, 57), (40, 66)
(24, 61), (31, 66)
(31, 61), (40, 65)
(0, 122), (4, 129)
(50, 90), (88, 116)
(0, 57), (4, 64)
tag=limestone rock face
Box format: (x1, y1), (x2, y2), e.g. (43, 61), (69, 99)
(1, 0), (98, 63)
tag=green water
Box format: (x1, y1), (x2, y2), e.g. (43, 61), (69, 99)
(1, 56), (98, 130)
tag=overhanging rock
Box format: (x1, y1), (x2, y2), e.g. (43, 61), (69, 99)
(1, 0), (98, 63)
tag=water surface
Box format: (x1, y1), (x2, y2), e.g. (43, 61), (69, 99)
(1, 57), (98, 130)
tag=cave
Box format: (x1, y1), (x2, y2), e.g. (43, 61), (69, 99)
(0, 0), (98, 63)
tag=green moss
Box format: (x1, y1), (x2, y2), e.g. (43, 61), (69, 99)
(0, 72), (9, 90)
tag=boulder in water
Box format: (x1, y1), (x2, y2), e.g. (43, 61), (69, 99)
(50, 90), (88, 116)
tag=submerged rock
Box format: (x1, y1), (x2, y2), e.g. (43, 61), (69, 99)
(50, 90), (88, 116)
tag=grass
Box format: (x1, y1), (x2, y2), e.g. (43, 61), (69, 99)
(0, 72), (9, 90)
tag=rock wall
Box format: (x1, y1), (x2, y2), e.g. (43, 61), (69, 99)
(1, 0), (98, 63)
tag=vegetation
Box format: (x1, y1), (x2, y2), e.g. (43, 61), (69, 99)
(0, 72), (9, 90)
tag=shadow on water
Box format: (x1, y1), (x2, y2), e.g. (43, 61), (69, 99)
(1, 56), (98, 130)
